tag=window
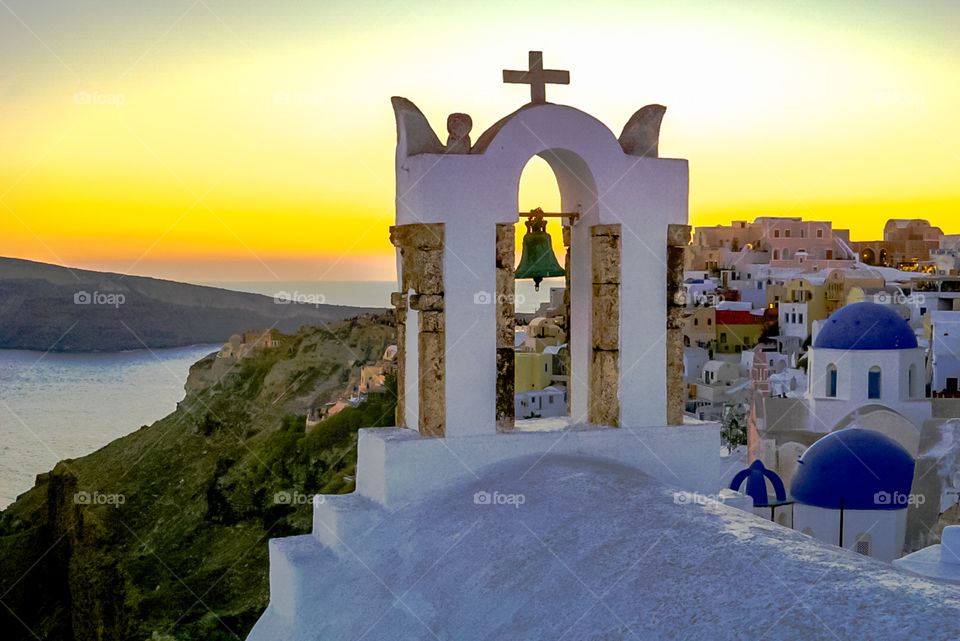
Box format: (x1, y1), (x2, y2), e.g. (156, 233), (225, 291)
(817, 229), (824, 238)
(720, 333), (727, 343)
(826, 249), (833, 260)
(707, 318), (712, 326)
(785, 229), (791, 238)
(694, 318), (699, 326)
(868, 367), (882, 399)
(774, 230), (780, 238)
(773, 250), (780, 260)
(827, 365), (838, 397)
(855, 533), (872, 557)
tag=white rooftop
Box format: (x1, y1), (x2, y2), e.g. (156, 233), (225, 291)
(249, 456), (960, 640)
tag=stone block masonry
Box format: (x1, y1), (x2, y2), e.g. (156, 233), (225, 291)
(390, 223), (446, 437)
(590, 224), (621, 426)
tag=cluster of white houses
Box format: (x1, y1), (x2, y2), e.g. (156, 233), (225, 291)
(680, 220), (960, 564)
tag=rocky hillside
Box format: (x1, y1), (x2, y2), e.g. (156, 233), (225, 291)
(0, 314), (397, 640)
(0, 256), (385, 351)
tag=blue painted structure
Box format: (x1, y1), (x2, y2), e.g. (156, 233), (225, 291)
(813, 302), (917, 350)
(790, 428), (915, 510)
(730, 460), (787, 507)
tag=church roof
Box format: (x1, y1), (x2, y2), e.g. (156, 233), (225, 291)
(250, 455), (959, 640)
(790, 428), (915, 510)
(813, 302), (917, 350)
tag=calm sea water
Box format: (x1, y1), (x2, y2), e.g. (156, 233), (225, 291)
(0, 345), (219, 508)
(202, 279), (563, 314)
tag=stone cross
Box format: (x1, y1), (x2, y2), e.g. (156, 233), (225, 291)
(503, 51), (569, 104)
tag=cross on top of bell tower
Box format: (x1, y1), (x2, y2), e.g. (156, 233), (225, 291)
(502, 51), (569, 104)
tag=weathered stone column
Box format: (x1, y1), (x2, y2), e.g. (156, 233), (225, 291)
(590, 224), (621, 426)
(666, 224), (690, 426)
(495, 224), (516, 432)
(390, 223), (446, 437)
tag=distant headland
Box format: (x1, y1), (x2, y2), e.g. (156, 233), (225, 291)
(0, 257), (386, 352)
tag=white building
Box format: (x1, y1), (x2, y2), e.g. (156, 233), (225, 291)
(791, 427), (916, 562)
(778, 302), (808, 341)
(515, 386), (566, 420)
(931, 311), (960, 395)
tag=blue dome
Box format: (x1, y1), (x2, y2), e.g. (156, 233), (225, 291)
(790, 428), (915, 510)
(813, 302), (917, 350)
(729, 460), (786, 507)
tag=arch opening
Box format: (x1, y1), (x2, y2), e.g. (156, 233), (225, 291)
(497, 145), (609, 429)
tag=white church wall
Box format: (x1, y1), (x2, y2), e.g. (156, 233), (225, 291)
(807, 347), (929, 433)
(793, 504), (906, 562)
(794, 504), (842, 547)
(840, 509), (906, 562)
(355, 424), (721, 509)
(404, 302), (419, 430)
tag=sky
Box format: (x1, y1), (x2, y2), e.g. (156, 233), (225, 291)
(1, 0), (959, 283)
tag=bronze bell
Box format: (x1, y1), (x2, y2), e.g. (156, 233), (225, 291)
(515, 216), (565, 291)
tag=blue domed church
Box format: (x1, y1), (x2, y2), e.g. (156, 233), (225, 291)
(806, 302), (929, 457)
(791, 427), (916, 561)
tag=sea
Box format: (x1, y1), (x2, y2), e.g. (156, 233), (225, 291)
(0, 345), (219, 508)
(0, 279), (561, 509)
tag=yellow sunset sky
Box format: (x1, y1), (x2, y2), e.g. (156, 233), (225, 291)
(1, 0), (959, 283)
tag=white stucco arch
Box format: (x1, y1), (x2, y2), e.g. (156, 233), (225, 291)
(394, 99), (687, 435)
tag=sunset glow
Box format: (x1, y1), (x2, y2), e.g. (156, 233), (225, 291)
(2, 0), (959, 282)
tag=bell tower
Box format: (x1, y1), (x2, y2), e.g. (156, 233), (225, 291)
(390, 51), (689, 438)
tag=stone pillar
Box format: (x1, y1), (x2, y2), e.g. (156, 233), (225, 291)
(666, 224), (690, 426)
(390, 223), (446, 437)
(590, 224), (621, 426)
(495, 224), (515, 432)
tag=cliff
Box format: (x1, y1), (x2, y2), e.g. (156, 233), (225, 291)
(0, 315), (397, 640)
